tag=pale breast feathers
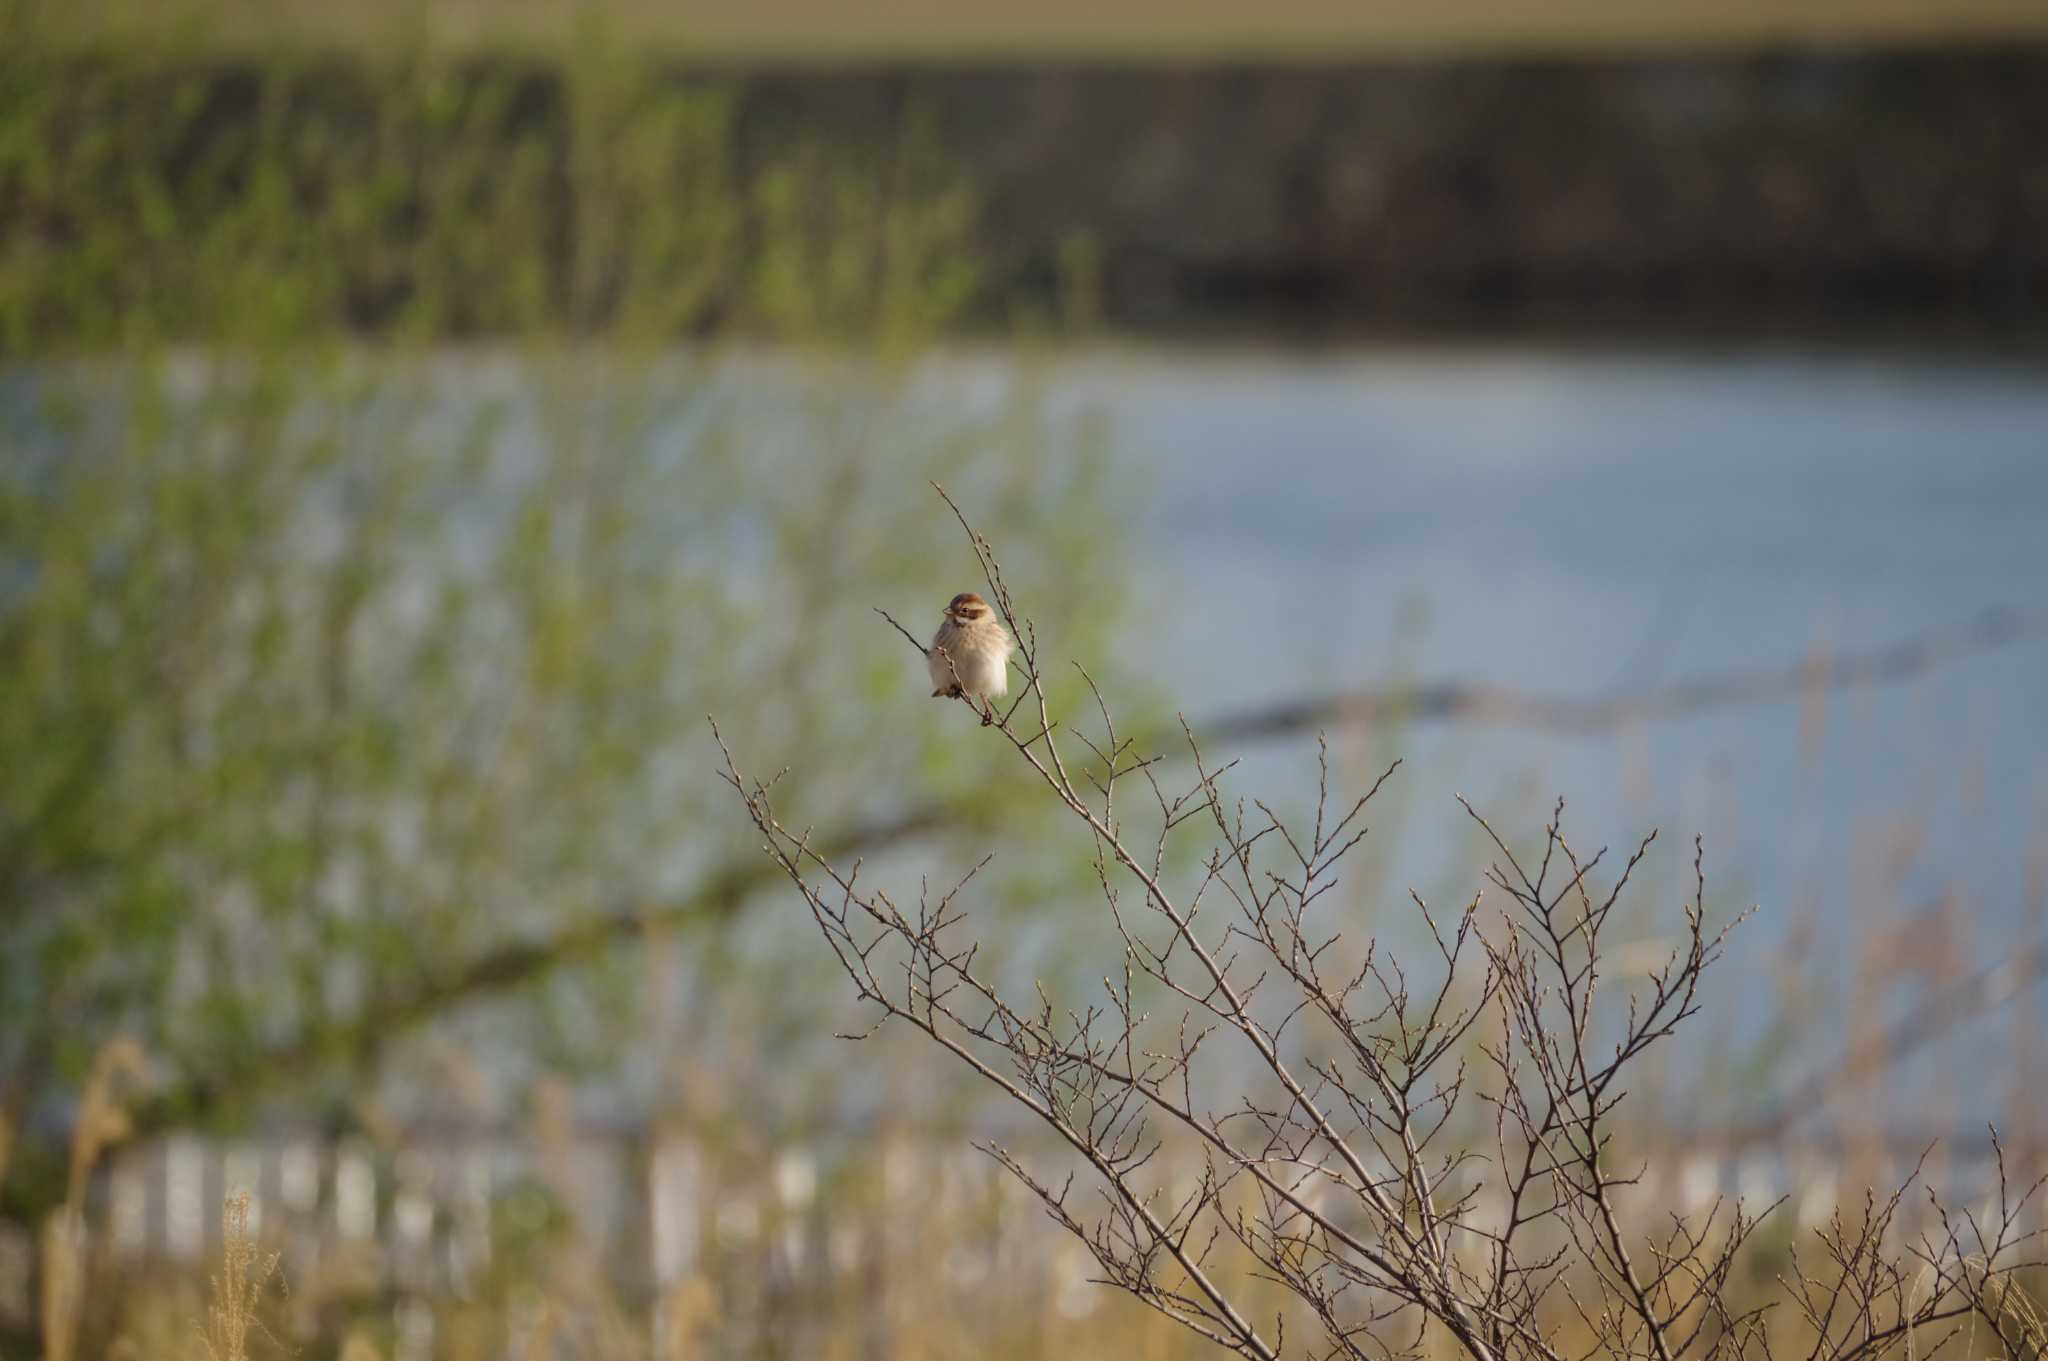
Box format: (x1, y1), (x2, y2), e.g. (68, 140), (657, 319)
(928, 618), (1011, 698)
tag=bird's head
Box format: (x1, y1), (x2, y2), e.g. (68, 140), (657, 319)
(944, 592), (995, 624)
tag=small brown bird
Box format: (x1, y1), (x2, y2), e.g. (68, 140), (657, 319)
(928, 591), (1012, 722)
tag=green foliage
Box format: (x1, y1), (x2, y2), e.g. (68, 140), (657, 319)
(0, 21), (986, 353)
(0, 19), (1130, 1202)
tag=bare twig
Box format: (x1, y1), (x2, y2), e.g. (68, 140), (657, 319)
(718, 491), (2039, 1361)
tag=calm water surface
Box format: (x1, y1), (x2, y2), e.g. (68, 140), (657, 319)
(1027, 347), (2048, 1123)
(16, 343), (2046, 1127)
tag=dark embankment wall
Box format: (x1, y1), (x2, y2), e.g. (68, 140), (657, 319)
(729, 50), (2048, 341)
(10, 47), (2047, 343)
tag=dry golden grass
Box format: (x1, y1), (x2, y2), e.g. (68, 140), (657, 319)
(198, 1194), (283, 1361)
(23, 1121), (2045, 1361)
(40, 1209), (89, 1361)
(67, 1040), (147, 1211)
(39, 1039), (149, 1361)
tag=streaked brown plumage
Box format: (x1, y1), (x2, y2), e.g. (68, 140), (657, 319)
(928, 591), (1012, 720)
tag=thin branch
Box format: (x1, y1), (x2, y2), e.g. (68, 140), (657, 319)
(722, 492), (2043, 1361)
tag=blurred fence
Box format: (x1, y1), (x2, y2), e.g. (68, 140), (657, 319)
(72, 1132), (1007, 1290)
(23, 1126), (2039, 1282)
(0, 1127), (1091, 1357)
(4, 1124), (2039, 1361)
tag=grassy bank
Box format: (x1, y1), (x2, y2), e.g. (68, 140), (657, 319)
(10, 19), (2044, 350)
(23, 0), (2048, 60)
(0, 32), (987, 354)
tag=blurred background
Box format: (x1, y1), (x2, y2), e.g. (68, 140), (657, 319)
(2, 0), (2046, 1357)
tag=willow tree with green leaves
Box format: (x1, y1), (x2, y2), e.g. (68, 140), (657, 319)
(0, 24), (1127, 1231)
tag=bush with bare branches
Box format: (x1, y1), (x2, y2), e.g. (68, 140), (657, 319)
(714, 490), (2044, 1361)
